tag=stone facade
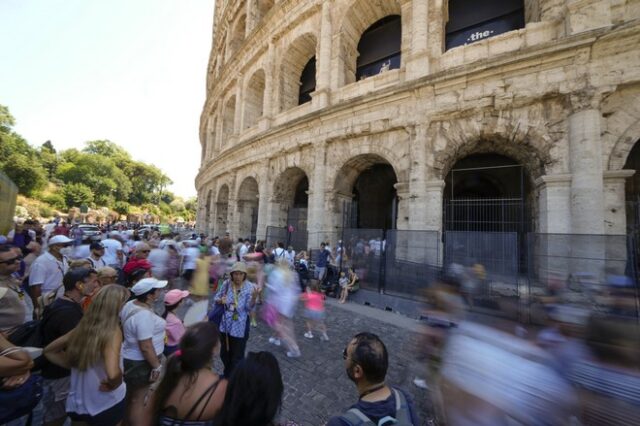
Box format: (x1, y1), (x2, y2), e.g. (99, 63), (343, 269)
(196, 0), (640, 249)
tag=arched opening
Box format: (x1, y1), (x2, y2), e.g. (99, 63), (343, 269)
(227, 13), (246, 60)
(624, 140), (640, 231)
(445, 0), (525, 50)
(298, 57), (316, 105)
(270, 168), (309, 249)
(356, 15), (401, 81)
(237, 177), (259, 240)
(443, 153), (532, 277)
(335, 156), (398, 231)
(222, 95), (236, 146)
(215, 185), (230, 235)
(339, 0), (402, 86)
(244, 70), (265, 129)
(279, 33), (317, 112)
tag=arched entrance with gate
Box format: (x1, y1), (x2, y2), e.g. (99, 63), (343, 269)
(237, 177), (259, 241)
(268, 167), (309, 250)
(333, 155), (399, 291)
(442, 153), (533, 306)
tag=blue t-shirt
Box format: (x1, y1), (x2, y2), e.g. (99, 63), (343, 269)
(317, 249), (330, 267)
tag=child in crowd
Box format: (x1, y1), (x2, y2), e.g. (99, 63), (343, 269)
(163, 289), (190, 356)
(301, 281), (329, 341)
(339, 267), (358, 304)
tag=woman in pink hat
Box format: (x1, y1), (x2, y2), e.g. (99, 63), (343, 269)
(163, 289), (190, 356)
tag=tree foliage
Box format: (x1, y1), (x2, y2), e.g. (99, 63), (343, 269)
(0, 104), (178, 215)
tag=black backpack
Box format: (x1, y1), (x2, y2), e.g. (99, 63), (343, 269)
(8, 303), (75, 370)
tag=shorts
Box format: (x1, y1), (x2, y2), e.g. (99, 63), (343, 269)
(304, 309), (325, 321)
(68, 398), (125, 426)
(42, 376), (70, 422)
(123, 358), (152, 388)
(315, 266), (327, 281)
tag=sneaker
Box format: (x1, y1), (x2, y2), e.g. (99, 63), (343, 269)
(250, 318), (258, 328)
(268, 337), (281, 346)
(413, 377), (429, 390)
(304, 331), (314, 339)
(286, 350), (301, 358)
(320, 333), (329, 341)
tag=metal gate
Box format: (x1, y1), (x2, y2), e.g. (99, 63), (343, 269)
(264, 207), (308, 251)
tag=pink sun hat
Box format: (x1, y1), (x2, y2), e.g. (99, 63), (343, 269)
(164, 289), (190, 306)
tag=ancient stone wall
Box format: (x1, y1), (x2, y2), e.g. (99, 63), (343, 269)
(196, 0), (640, 246)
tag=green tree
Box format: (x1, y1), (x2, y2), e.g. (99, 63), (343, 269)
(39, 140), (59, 179)
(62, 182), (94, 207)
(0, 105), (47, 195)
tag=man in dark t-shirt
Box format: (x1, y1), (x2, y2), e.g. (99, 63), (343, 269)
(327, 332), (418, 426)
(40, 268), (98, 426)
(315, 242), (333, 284)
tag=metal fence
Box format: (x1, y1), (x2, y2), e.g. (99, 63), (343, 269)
(260, 224), (640, 322)
(265, 225), (307, 252)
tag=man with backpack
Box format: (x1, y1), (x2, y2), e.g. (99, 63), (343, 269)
(327, 332), (418, 426)
(40, 268), (98, 426)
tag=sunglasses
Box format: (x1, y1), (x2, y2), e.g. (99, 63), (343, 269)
(139, 250), (150, 253)
(0, 256), (23, 265)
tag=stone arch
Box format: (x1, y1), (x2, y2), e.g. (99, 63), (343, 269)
(215, 184), (230, 235)
(222, 94), (236, 147)
(244, 69), (266, 129)
(278, 32), (318, 112)
(332, 153), (402, 230)
(236, 177), (260, 239)
(605, 87), (640, 171)
(428, 114), (555, 182)
(227, 13), (246, 60)
(271, 167), (310, 232)
(337, 0), (403, 87)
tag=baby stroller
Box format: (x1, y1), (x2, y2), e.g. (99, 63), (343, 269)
(320, 264), (340, 297)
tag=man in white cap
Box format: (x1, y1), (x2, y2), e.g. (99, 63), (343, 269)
(28, 234), (73, 318)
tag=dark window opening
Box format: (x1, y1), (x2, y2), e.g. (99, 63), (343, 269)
(293, 176), (309, 208)
(356, 15), (401, 81)
(298, 57), (316, 105)
(445, 0), (524, 50)
(353, 164), (398, 230)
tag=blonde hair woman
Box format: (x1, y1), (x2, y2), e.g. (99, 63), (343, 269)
(44, 284), (130, 426)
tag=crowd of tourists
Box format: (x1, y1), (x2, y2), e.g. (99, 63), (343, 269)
(0, 219), (419, 426)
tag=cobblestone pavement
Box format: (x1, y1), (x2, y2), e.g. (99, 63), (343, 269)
(239, 299), (431, 426)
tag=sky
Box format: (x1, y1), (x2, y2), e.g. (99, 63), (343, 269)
(0, 0), (215, 199)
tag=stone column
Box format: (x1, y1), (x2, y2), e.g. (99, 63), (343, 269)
(409, 126), (428, 229)
(536, 174), (572, 234)
(256, 161), (270, 241)
(314, 1), (332, 108)
(569, 108), (605, 234)
(603, 170), (634, 235)
(424, 180), (445, 265)
(234, 74), (244, 134)
(260, 41), (275, 129)
(394, 182), (410, 231)
(406, 0), (430, 80)
(307, 143), (327, 248)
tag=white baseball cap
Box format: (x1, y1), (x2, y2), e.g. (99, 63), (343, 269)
(48, 235), (73, 245)
(130, 277), (168, 296)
